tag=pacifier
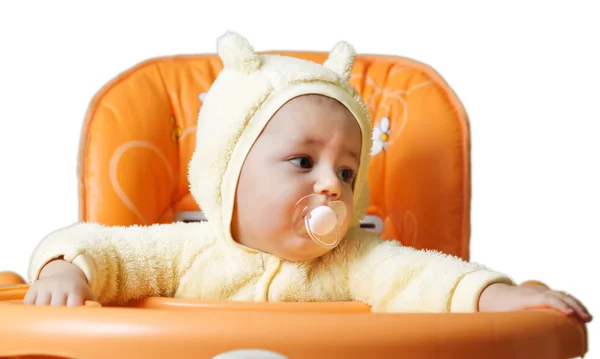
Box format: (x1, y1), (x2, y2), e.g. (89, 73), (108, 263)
(292, 194), (347, 248)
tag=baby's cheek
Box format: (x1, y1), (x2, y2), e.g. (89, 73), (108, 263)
(261, 199), (292, 231)
(341, 199), (354, 230)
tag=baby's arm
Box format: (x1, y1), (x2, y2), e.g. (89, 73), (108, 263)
(343, 230), (514, 313)
(26, 221), (210, 305)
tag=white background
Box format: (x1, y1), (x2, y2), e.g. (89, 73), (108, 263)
(1, 0), (597, 354)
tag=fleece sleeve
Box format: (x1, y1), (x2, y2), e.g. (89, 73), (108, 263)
(345, 231), (515, 313)
(27, 221), (210, 305)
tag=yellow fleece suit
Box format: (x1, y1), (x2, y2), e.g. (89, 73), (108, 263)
(27, 32), (514, 313)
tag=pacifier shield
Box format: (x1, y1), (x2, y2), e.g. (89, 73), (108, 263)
(292, 194), (347, 248)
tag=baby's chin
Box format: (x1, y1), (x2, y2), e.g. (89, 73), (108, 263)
(274, 234), (334, 262)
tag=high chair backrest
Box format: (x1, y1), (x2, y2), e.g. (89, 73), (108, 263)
(77, 52), (471, 260)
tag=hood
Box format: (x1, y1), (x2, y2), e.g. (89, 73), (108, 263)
(188, 31), (373, 248)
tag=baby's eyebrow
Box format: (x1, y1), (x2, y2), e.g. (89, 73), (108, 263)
(344, 148), (359, 163)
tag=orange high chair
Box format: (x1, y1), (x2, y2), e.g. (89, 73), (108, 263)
(0, 50), (588, 359)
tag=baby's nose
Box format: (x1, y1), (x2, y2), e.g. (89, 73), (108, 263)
(314, 172), (341, 200)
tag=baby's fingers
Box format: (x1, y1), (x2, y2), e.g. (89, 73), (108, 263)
(66, 286), (95, 307)
(65, 292), (86, 307)
(23, 288), (37, 305)
(557, 292), (592, 322)
(50, 292), (68, 306)
(537, 292), (573, 316)
(34, 291), (52, 306)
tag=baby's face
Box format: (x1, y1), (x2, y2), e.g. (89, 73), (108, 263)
(231, 94), (362, 261)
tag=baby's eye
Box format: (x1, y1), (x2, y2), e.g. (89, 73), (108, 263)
(337, 168), (355, 183)
(290, 156), (313, 169)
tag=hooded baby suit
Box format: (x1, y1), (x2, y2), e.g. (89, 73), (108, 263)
(27, 32), (514, 312)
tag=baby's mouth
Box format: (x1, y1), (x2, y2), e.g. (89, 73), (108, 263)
(291, 194), (347, 249)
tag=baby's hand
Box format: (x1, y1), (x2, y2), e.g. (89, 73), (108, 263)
(478, 282), (592, 323)
(24, 259), (95, 306)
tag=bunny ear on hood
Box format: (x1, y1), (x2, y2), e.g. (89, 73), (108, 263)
(188, 31), (372, 250)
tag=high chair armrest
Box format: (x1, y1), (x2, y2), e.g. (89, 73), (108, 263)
(0, 271), (26, 285)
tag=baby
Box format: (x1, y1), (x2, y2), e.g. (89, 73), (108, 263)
(24, 32), (591, 322)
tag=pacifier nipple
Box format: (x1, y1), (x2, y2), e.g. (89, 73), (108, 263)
(292, 194), (347, 249)
(307, 206), (337, 236)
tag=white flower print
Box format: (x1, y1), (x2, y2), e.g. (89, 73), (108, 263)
(371, 116), (391, 156)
